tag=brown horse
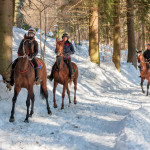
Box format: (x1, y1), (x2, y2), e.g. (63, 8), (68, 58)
(9, 35), (52, 123)
(137, 51), (150, 96)
(48, 39), (78, 109)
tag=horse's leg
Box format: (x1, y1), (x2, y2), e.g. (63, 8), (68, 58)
(147, 82), (149, 96)
(61, 83), (67, 109)
(41, 83), (52, 115)
(53, 81), (58, 108)
(29, 93), (35, 117)
(141, 77), (145, 94)
(24, 91), (32, 123)
(9, 87), (21, 122)
(66, 85), (71, 107)
(74, 78), (77, 104)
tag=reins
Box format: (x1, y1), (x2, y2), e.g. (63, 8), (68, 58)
(17, 39), (34, 74)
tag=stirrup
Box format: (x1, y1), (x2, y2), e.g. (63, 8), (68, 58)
(35, 77), (42, 85)
(6, 83), (12, 91)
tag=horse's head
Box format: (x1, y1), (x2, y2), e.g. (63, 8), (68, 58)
(56, 38), (65, 56)
(137, 51), (143, 63)
(23, 34), (35, 58)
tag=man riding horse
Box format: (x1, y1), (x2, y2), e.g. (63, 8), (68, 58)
(7, 28), (41, 87)
(48, 33), (75, 81)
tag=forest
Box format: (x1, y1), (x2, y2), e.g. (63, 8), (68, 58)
(0, 0), (150, 150)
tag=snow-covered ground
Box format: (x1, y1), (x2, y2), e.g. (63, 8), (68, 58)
(0, 27), (150, 150)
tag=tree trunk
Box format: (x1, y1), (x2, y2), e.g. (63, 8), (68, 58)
(40, 12), (43, 59)
(0, 0), (14, 79)
(127, 0), (137, 68)
(89, 0), (100, 65)
(142, 22), (145, 51)
(113, 0), (120, 72)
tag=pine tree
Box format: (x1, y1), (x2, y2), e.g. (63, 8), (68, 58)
(112, 0), (120, 72)
(127, 0), (137, 68)
(0, 0), (14, 79)
(89, 0), (100, 65)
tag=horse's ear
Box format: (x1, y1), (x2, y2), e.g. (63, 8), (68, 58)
(56, 38), (58, 43)
(32, 37), (35, 41)
(24, 34), (27, 40)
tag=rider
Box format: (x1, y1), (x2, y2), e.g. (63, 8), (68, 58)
(7, 28), (41, 87)
(48, 33), (75, 81)
(143, 44), (150, 60)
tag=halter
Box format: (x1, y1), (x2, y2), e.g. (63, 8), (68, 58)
(17, 39), (34, 74)
(18, 39), (34, 61)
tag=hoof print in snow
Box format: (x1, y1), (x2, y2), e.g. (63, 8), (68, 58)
(73, 125), (78, 128)
(50, 132), (54, 134)
(68, 104), (72, 107)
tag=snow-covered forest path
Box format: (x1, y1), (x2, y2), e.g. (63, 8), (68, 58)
(0, 28), (150, 150)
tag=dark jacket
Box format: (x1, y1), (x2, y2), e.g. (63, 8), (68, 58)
(143, 49), (150, 60)
(18, 39), (38, 56)
(63, 40), (75, 60)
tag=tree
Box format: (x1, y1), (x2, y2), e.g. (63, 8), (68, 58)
(126, 0), (137, 68)
(89, 0), (100, 65)
(112, 0), (120, 72)
(0, 0), (14, 80)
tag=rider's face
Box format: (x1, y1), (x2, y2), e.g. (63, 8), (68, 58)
(147, 45), (150, 50)
(28, 33), (34, 37)
(63, 36), (68, 41)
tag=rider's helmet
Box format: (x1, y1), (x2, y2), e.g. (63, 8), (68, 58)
(62, 33), (69, 39)
(28, 28), (36, 35)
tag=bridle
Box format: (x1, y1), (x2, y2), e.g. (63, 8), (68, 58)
(18, 39), (34, 61)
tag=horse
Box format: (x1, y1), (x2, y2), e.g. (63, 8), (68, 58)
(137, 51), (150, 96)
(9, 34), (52, 123)
(48, 39), (78, 109)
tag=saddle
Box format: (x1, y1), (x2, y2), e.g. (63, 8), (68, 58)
(30, 59), (42, 69)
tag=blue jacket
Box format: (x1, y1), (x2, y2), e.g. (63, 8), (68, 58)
(63, 41), (75, 59)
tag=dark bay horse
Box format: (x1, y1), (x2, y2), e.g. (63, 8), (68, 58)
(137, 51), (150, 96)
(10, 35), (52, 123)
(48, 39), (78, 109)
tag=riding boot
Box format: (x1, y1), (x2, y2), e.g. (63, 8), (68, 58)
(5, 59), (18, 90)
(9, 70), (14, 86)
(48, 63), (56, 81)
(35, 68), (42, 85)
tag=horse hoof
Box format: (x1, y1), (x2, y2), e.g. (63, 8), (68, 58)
(29, 114), (33, 117)
(54, 105), (57, 108)
(48, 111), (52, 115)
(74, 101), (77, 104)
(24, 119), (29, 123)
(9, 117), (14, 122)
(68, 104), (72, 107)
(61, 106), (64, 110)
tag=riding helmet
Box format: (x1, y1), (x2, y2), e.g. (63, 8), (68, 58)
(62, 33), (69, 39)
(28, 28), (36, 35)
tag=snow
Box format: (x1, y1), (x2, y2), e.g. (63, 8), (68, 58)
(0, 27), (150, 150)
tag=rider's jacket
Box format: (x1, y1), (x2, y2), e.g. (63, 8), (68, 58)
(63, 40), (75, 60)
(143, 49), (150, 61)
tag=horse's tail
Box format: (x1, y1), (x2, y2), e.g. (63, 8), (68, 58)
(40, 85), (47, 99)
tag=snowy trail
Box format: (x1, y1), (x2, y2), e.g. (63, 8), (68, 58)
(0, 28), (150, 150)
